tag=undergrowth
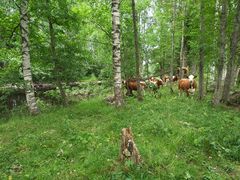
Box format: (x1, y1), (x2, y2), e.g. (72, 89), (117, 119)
(0, 87), (240, 179)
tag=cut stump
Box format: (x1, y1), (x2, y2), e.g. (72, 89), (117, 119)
(120, 127), (141, 164)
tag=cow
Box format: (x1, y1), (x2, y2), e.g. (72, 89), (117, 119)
(148, 77), (164, 88)
(162, 75), (170, 83)
(123, 79), (146, 96)
(177, 66), (189, 78)
(178, 75), (197, 96)
(162, 75), (178, 83)
(147, 76), (164, 94)
(172, 75), (178, 82)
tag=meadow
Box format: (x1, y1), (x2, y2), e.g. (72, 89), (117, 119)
(0, 87), (240, 179)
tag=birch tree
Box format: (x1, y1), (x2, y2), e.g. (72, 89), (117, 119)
(112, 0), (123, 106)
(19, 0), (39, 115)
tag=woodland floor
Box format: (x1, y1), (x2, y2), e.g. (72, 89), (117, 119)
(0, 86), (240, 179)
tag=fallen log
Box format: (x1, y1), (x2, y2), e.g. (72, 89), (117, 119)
(227, 91), (240, 107)
(0, 81), (102, 92)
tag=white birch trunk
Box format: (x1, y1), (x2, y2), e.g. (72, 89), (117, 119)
(112, 0), (123, 107)
(20, 0), (39, 115)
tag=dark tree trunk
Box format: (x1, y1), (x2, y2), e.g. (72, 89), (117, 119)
(47, 7), (68, 106)
(222, 1), (240, 102)
(19, 0), (40, 115)
(170, 0), (176, 93)
(131, 0), (143, 101)
(212, 0), (228, 105)
(180, 19), (185, 79)
(199, 0), (205, 100)
(112, 0), (123, 107)
(180, 3), (188, 79)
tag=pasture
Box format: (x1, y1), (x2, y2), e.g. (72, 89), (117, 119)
(1, 86), (240, 179)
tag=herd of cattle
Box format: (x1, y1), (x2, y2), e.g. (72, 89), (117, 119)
(123, 74), (197, 97)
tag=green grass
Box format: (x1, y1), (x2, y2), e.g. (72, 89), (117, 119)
(0, 87), (240, 179)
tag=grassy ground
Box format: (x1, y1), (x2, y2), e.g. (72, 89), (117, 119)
(0, 87), (240, 179)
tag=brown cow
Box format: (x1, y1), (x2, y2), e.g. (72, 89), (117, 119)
(162, 75), (170, 83)
(178, 75), (197, 96)
(177, 66), (189, 78)
(148, 77), (164, 88)
(162, 75), (178, 83)
(124, 79), (146, 96)
(147, 77), (164, 94)
(172, 75), (178, 82)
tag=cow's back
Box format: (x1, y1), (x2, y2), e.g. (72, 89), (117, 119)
(178, 79), (190, 90)
(178, 79), (197, 90)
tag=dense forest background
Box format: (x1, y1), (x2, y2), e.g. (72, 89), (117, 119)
(0, 0), (240, 113)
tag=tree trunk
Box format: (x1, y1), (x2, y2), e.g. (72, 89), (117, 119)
(19, 0), (39, 115)
(112, 0), (123, 107)
(47, 10), (68, 106)
(199, 0), (205, 100)
(206, 65), (209, 92)
(222, 1), (240, 102)
(170, 0), (176, 93)
(212, 0), (227, 105)
(145, 60), (149, 78)
(233, 66), (240, 86)
(179, 3), (187, 79)
(120, 127), (141, 164)
(180, 19), (185, 79)
(132, 0), (143, 101)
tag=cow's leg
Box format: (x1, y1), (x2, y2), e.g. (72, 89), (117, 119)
(129, 90), (134, 96)
(142, 88), (145, 96)
(126, 89), (131, 96)
(178, 89), (182, 96)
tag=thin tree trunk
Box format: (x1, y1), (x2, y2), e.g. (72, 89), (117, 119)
(212, 0), (227, 105)
(180, 3), (186, 79)
(19, 0), (39, 115)
(170, 0), (176, 93)
(199, 0), (205, 100)
(233, 66), (240, 86)
(112, 0), (123, 107)
(180, 20), (185, 79)
(47, 13), (68, 106)
(146, 60), (149, 78)
(206, 65), (209, 92)
(222, 1), (240, 102)
(191, 63), (197, 75)
(132, 0), (143, 101)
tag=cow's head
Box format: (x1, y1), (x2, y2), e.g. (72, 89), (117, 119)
(188, 74), (196, 95)
(188, 74), (196, 81)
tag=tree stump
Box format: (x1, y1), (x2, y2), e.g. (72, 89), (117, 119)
(120, 127), (141, 164)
